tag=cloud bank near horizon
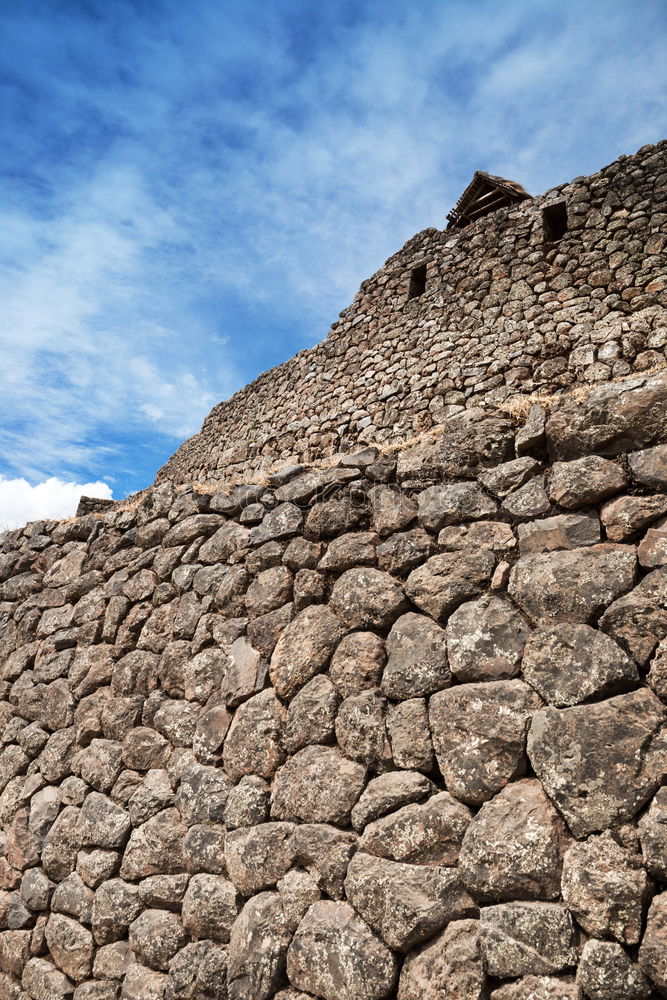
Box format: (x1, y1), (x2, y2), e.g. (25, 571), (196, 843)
(0, 477), (113, 533)
(1, 0), (666, 529)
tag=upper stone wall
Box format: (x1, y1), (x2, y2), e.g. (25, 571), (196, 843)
(157, 140), (667, 487)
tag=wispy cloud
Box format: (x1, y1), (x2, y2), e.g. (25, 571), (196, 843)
(1, 0), (666, 510)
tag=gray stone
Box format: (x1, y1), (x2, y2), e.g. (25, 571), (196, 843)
(291, 823), (358, 899)
(269, 605), (345, 700)
(44, 914), (94, 981)
(77, 848), (120, 889)
(351, 771), (432, 831)
(458, 779), (568, 903)
(293, 568), (326, 610)
(527, 689), (666, 837)
(318, 532), (378, 572)
(227, 892), (291, 1000)
(417, 483), (497, 532)
(397, 918), (486, 1000)
(223, 688), (287, 782)
(359, 791), (472, 865)
(121, 728), (171, 771)
(638, 519), (667, 568)
(74, 982), (121, 1000)
(386, 698), (434, 771)
(638, 891), (667, 996)
(344, 852), (476, 951)
(601, 494), (667, 541)
(182, 823), (227, 873)
(183, 646), (228, 703)
(167, 940), (228, 1000)
(137, 873), (189, 910)
(248, 603), (295, 661)
(368, 485), (418, 536)
(286, 901), (398, 1000)
(518, 512), (600, 554)
(225, 823), (296, 895)
(120, 808), (187, 879)
(128, 909), (186, 971)
(221, 637), (266, 708)
(561, 831), (651, 945)
(192, 701), (232, 764)
(20, 869), (53, 912)
(245, 565), (293, 618)
(501, 477), (551, 522)
(406, 551), (496, 623)
(396, 412), (514, 481)
(162, 515), (223, 548)
(197, 521), (250, 563)
(75, 741), (124, 795)
(639, 786), (667, 880)
(329, 568), (408, 629)
(249, 503), (303, 545)
(277, 869), (321, 931)
(382, 612), (450, 699)
(480, 902), (577, 978)
(118, 964), (168, 999)
(329, 631), (386, 698)
(283, 674), (339, 753)
(271, 746), (367, 826)
(490, 976), (581, 999)
(508, 545), (636, 625)
(629, 444), (667, 490)
(438, 520), (517, 553)
(76, 794), (130, 850)
(128, 769), (174, 826)
(335, 691), (392, 771)
(548, 456), (628, 508)
(647, 636), (667, 701)
(376, 528), (433, 576)
(181, 874), (240, 943)
(430, 680), (542, 804)
(175, 762), (233, 824)
(479, 457), (542, 498)
(521, 624), (639, 706)
(516, 403), (546, 458)
(0, 929), (31, 979)
(91, 879), (142, 945)
(545, 370), (667, 460)
(600, 565), (667, 664)
(41, 807), (81, 881)
(223, 775), (270, 830)
(577, 939), (652, 1000)
(21, 958), (74, 999)
(446, 595), (530, 682)
(283, 536), (322, 570)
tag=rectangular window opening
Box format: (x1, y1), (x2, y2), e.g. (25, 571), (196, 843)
(543, 202), (568, 243)
(408, 263), (427, 300)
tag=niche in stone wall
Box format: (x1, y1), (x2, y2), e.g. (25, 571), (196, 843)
(543, 201), (568, 243)
(408, 263), (428, 299)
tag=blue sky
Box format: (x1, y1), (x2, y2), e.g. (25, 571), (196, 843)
(1, 0), (666, 527)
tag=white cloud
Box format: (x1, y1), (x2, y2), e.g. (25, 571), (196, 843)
(0, 476), (113, 532)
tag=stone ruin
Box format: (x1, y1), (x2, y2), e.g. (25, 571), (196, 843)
(0, 140), (666, 1000)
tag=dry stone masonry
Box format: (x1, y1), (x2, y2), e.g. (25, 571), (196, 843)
(1, 141), (667, 1000)
(157, 139), (667, 487)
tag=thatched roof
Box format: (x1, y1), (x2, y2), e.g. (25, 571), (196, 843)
(446, 170), (531, 230)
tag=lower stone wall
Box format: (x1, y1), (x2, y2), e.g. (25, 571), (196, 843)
(1, 370), (667, 999)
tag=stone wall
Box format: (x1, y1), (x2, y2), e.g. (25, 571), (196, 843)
(1, 371), (667, 999)
(157, 140), (667, 487)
